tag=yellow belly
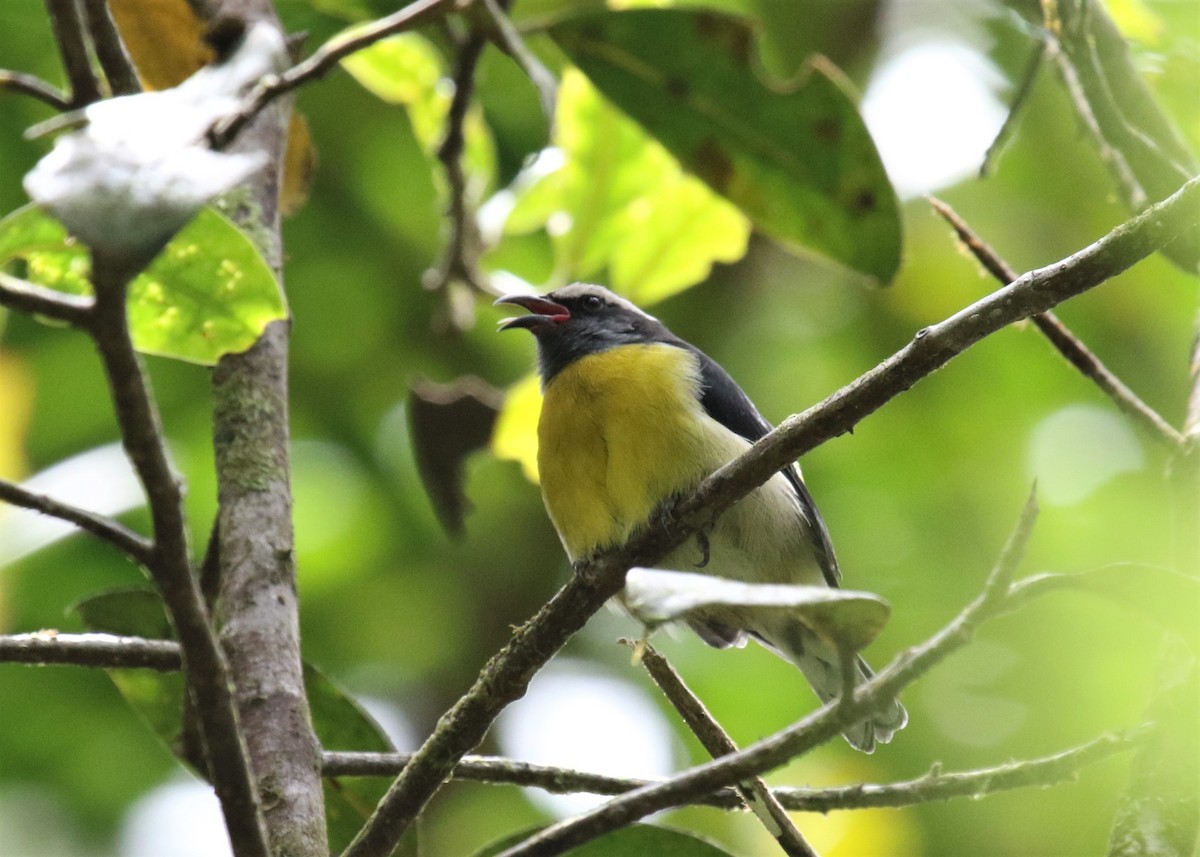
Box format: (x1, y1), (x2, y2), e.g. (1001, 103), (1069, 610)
(537, 343), (717, 561)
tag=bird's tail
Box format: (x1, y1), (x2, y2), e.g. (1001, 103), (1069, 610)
(757, 620), (908, 753)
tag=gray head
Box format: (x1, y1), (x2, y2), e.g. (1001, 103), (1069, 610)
(495, 283), (674, 383)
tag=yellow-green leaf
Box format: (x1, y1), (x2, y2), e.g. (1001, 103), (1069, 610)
(552, 9), (902, 283)
(497, 70), (749, 304)
(0, 205), (287, 365)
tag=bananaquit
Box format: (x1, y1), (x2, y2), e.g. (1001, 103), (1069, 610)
(497, 283), (907, 752)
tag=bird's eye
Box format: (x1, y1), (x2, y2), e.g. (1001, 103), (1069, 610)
(581, 295), (604, 311)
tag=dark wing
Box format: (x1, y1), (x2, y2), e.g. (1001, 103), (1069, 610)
(685, 344), (842, 588)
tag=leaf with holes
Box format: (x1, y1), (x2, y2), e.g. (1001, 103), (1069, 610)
(551, 9), (902, 283)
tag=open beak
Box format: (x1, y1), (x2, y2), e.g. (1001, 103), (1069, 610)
(494, 294), (571, 331)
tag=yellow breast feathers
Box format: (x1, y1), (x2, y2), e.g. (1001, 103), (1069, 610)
(537, 342), (727, 560)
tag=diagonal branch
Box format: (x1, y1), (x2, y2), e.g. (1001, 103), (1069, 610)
(0, 477), (153, 565)
(678, 175), (1200, 536)
(44, 0), (102, 106)
(927, 197), (1184, 449)
(479, 0), (556, 129)
(320, 727), (1144, 811)
(209, 0), (460, 148)
(493, 495), (1043, 856)
(0, 621), (1150, 815)
(636, 642), (817, 857)
(0, 69), (72, 109)
(341, 174), (1200, 857)
(79, 0), (140, 96)
(0, 271), (94, 326)
(0, 620), (1145, 818)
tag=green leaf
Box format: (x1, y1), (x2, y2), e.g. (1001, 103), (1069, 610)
(474, 823), (737, 857)
(304, 663), (402, 854)
(551, 9), (902, 283)
(72, 587), (185, 753)
(72, 586), (174, 640)
(0, 204), (287, 365)
(497, 69), (749, 304)
(340, 31), (497, 187)
(624, 567), (891, 651)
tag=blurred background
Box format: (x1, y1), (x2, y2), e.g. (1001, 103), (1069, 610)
(0, 0), (1196, 854)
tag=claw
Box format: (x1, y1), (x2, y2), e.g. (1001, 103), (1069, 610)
(694, 529), (710, 568)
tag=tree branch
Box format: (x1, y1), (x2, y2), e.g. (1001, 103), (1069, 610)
(927, 197), (1185, 449)
(636, 642), (817, 857)
(479, 0), (556, 129)
(422, 25), (489, 307)
(88, 250), (271, 857)
(43, 0), (102, 106)
(0, 621), (1150, 816)
(0, 477), (153, 565)
(321, 727), (1144, 811)
(677, 175), (1200, 537)
(0, 631), (180, 670)
(0, 69), (72, 109)
(209, 0), (460, 148)
(79, 0), (140, 96)
(199, 3), (328, 852)
(0, 271), (94, 326)
(342, 174), (1200, 857)
(491, 496), (1046, 856)
(1044, 0), (1200, 271)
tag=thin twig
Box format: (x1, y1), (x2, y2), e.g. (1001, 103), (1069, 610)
(1044, 0), (1200, 273)
(928, 196), (1185, 449)
(0, 477), (153, 565)
(88, 251), (270, 857)
(423, 27), (490, 303)
(0, 631), (180, 670)
(0, 69), (72, 110)
(206, 2), (329, 842)
(479, 0), (556, 130)
(980, 39), (1045, 178)
(80, 0), (141, 96)
(341, 174), (1200, 857)
(44, 0), (102, 106)
(209, 0), (460, 148)
(493, 495), (1045, 856)
(320, 727), (1144, 811)
(0, 272), (94, 326)
(1043, 37), (1145, 209)
(678, 175), (1200, 538)
(0, 621), (1153, 814)
(636, 642), (817, 857)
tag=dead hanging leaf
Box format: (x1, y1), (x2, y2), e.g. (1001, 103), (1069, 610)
(280, 113), (317, 216)
(624, 568), (891, 653)
(409, 377), (503, 538)
(107, 0), (316, 216)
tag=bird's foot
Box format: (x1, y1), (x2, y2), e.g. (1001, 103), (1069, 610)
(694, 529), (711, 568)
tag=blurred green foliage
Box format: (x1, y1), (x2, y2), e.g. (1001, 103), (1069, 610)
(0, 0), (1196, 854)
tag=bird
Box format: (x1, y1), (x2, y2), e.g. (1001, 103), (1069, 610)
(496, 282), (907, 751)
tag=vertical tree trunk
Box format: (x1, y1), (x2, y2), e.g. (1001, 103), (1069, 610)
(202, 1), (328, 853)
